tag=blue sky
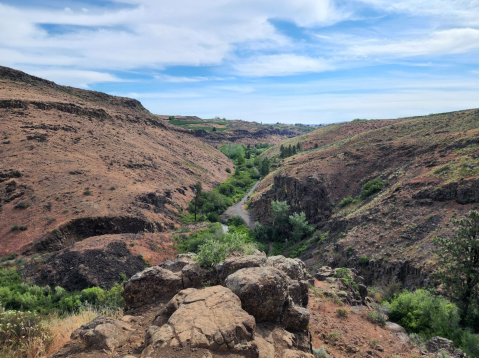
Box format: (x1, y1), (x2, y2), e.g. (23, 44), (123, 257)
(1, 0), (479, 123)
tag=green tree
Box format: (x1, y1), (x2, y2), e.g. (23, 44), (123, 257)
(193, 182), (203, 222)
(280, 145), (285, 158)
(434, 210), (479, 329)
(289, 212), (314, 241)
(271, 200), (290, 227)
(259, 158), (270, 176)
(212, 126), (217, 132)
(237, 155), (246, 165)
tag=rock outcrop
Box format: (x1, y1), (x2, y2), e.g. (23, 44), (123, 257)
(64, 253), (314, 358)
(71, 315), (134, 352)
(425, 336), (467, 358)
(143, 286), (257, 355)
(122, 266), (183, 310)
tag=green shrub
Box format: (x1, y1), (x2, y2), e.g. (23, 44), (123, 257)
(360, 177), (387, 199)
(195, 232), (258, 267)
(339, 196), (353, 207)
(336, 308), (349, 317)
(207, 212), (220, 222)
(227, 216), (245, 226)
(359, 255), (370, 266)
(14, 202), (29, 209)
(312, 346), (329, 358)
(10, 225), (19, 232)
(366, 311), (386, 327)
(226, 167), (231, 173)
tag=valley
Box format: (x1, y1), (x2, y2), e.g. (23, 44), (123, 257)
(1, 67), (478, 358)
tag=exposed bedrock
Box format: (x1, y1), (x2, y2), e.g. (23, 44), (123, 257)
(23, 216), (165, 255)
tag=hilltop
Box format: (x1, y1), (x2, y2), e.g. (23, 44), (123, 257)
(0, 66), (232, 285)
(250, 110), (479, 286)
(161, 115), (317, 146)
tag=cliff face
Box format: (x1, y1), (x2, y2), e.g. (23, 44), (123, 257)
(252, 175), (332, 225)
(250, 109), (479, 285)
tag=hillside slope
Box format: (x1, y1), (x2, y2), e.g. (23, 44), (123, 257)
(0, 66), (231, 263)
(250, 110), (479, 286)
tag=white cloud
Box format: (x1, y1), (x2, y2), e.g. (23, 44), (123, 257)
(233, 54), (333, 77)
(20, 68), (123, 88)
(0, 1), (345, 75)
(154, 74), (231, 83)
(347, 28), (479, 58)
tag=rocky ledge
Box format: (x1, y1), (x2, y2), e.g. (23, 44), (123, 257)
(56, 253), (316, 358)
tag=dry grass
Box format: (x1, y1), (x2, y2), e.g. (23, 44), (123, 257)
(0, 306), (122, 358)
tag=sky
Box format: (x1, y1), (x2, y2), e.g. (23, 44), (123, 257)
(1, 1), (479, 124)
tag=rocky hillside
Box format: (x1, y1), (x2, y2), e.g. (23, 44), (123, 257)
(0, 66), (231, 272)
(250, 110), (479, 287)
(53, 253), (452, 358)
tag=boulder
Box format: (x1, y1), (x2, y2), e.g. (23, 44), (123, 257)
(267, 256), (312, 282)
(122, 266), (183, 310)
(315, 266), (334, 281)
(215, 253), (267, 283)
(152, 288), (196, 326)
(225, 266), (289, 322)
(143, 286), (257, 354)
(386, 322), (409, 344)
(287, 280), (309, 307)
(281, 301), (310, 332)
(159, 254), (195, 273)
(71, 315), (133, 352)
(426, 336), (467, 358)
(182, 263), (219, 288)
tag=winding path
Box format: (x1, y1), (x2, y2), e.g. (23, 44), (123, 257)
(221, 176), (260, 231)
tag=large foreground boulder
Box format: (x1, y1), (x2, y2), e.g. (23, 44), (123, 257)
(225, 266), (289, 323)
(143, 286), (257, 355)
(122, 266), (183, 310)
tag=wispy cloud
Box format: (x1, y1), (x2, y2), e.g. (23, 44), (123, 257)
(233, 54), (333, 77)
(154, 74), (232, 83)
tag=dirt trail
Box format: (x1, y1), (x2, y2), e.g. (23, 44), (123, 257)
(221, 178), (260, 231)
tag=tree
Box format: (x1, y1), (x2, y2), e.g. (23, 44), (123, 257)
(245, 151), (251, 159)
(271, 200), (290, 226)
(212, 126), (217, 132)
(280, 145), (285, 159)
(434, 210), (479, 329)
(314, 143), (319, 148)
(289, 212), (314, 242)
(296, 142), (301, 150)
(259, 158), (270, 176)
(236, 155), (246, 165)
(292, 146), (297, 155)
(193, 182), (203, 222)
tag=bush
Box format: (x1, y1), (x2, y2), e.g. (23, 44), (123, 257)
(195, 232), (258, 267)
(14, 202), (29, 209)
(220, 144), (245, 160)
(365, 311), (386, 327)
(387, 289), (479, 356)
(226, 167), (231, 173)
(207, 212), (220, 222)
(359, 256), (370, 266)
(360, 177), (387, 199)
(336, 308), (349, 317)
(339, 196), (353, 207)
(312, 346), (329, 358)
(227, 215), (245, 227)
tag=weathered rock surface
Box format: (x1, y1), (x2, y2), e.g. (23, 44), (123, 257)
(281, 301), (310, 332)
(159, 254), (195, 273)
(386, 322), (410, 344)
(225, 266), (289, 323)
(268, 256), (313, 282)
(143, 286), (257, 354)
(182, 262), (219, 288)
(216, 253), (267, 283)
(122, 266), (183, 310)
(71, 315), (133, 352)
(426, 336), (467, 358)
